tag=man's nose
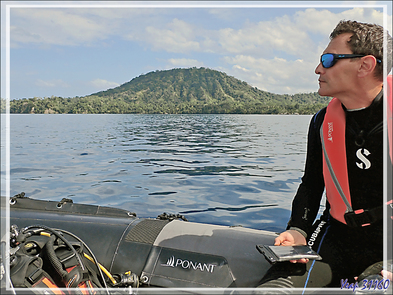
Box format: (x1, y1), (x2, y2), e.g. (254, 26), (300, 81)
(315, 62), (324, 75)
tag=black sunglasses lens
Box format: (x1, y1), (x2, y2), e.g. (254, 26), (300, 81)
(321, 54), (334, 68)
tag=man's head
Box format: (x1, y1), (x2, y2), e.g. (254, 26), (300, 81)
(315, 20), (392, 108)
(329, 20), (392, 81)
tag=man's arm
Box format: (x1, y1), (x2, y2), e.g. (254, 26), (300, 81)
(286, 110), (326, 236)
(274, 110), (326, 264)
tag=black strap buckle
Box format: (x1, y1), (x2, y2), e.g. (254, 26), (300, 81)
(27, 268), (43, 284)
(344, 207), (382, 227)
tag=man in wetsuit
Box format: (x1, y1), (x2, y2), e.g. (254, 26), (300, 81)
(260, 20), (393, 289)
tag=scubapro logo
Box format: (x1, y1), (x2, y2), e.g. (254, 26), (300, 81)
(161, 255), (217, 273)
(356, 148), (371, 169)
(327, 122), (333, 142)
(308, 220), (326, 247)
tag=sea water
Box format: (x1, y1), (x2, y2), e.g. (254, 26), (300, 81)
(2, 114), (315, 232)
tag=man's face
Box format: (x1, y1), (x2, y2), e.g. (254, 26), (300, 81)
(315, 33), (360, 99)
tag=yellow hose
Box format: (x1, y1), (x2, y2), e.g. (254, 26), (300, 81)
(83, 253), (117, 285)
(39, 231), (117, 285)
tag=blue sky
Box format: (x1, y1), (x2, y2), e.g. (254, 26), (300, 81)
(1, 1), (392, 99)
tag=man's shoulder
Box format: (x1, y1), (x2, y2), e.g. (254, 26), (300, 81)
(311, 107), (327, 130)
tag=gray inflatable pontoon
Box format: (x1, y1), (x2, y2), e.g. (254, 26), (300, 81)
(1, 194), (286, 294)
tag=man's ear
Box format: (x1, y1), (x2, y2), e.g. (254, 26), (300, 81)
(357, 55), (378, 78)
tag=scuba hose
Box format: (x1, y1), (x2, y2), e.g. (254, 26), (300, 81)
(22, 225), (84, 269)
(83, 253), (116, 285)
(50, 228), (116, 287)
(20, 225), (113, 294)
(52, 228), (139, 288)
(45, 234), (75, 285)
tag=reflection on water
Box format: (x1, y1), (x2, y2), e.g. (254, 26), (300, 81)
(4, 114), (312, 232)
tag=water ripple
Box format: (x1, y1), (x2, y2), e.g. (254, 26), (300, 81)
(6, 114), (312, 231)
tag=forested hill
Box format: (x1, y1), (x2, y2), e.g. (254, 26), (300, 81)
(8, 67), (331, 114)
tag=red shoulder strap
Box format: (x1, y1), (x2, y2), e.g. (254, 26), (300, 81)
(387, 75), (392, 162)
(321, 97), (352, 224)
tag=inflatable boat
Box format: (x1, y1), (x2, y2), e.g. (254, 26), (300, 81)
(1, 193), (288, 294)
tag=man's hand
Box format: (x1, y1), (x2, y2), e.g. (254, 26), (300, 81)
(381, 270), (392, 281)
(274, 230), (309, 264)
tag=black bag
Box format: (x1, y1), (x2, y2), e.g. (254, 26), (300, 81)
(9, 226), (104, 294)
(40, 234), (101, 290)
(10, 251), (65, 294)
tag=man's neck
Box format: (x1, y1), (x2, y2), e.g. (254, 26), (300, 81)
(341, 84), (382, 110)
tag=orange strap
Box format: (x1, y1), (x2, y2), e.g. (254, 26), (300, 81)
(33, 277), (66, 295)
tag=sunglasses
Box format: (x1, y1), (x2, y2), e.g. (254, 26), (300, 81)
(320, 53), (382, 68)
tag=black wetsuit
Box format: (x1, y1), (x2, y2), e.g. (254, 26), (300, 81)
(260, 91), (388, 289)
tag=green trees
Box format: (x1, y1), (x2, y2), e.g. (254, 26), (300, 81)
(1, 98), (7, 113)
(9, 68), (331, 114)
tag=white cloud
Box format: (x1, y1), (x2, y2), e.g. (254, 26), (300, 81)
(214, 6), (391, 94)
(166, 58), (205, 68)
(293, 7), (389, 36)
(10, 6), (391, 53)
(11, 8), (113, 47)
(89, 79), (120, 90)
(10, 25), (43, 45)
(35, 79), (69, 88)
(214, 16), (314, 59)
(142, 19), (201, 53)
(223, 55), (318, 94)
(8, 5), (392, 95)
